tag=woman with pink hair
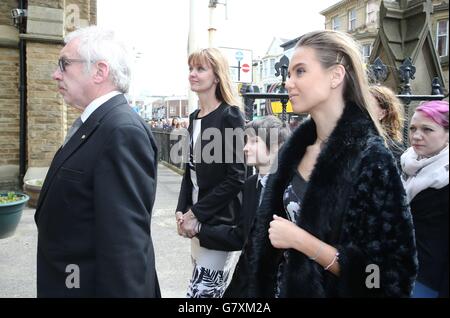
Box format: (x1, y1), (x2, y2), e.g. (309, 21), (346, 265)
(401, 100), (449, 297)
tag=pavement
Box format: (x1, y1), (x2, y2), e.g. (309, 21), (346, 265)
(0, 163), (191, 298)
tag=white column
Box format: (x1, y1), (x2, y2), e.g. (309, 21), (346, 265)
(188, 0), (200, 114)
(188, 0), (209, 114)
(208, 6), (217, 48)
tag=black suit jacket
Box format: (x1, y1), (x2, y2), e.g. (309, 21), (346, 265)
(176, 103), (246, 226)
(199, 174), (259, 251)
(35, 94), (160, 298)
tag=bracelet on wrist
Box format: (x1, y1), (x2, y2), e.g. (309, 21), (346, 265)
(309, 242), (324, 261)
(195, 222), (202, 235)
(324, 252), (340, 271)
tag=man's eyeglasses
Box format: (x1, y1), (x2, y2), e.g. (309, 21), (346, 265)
(57, 57), (88, 72)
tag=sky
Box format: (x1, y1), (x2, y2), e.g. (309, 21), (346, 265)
(97, 0), (338, 98)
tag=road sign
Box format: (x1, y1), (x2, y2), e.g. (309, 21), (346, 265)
(219, 47), (253, 83)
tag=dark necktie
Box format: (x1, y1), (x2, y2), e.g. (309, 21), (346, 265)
(63, 117), (83, 147)
(257, 179), (263, 206)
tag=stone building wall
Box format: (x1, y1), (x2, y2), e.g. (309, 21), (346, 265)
(25, 0), (96, 168)
(0, 0), (20, 190)
(0, 0), (18, 25)
(0, 48), (20, 166)
(0, 0), (96, 190)
(26, 42), (65, 167)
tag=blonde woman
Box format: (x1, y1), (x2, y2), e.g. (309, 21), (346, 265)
(226, 30), (417, 297)
(175, 48), (246, 297)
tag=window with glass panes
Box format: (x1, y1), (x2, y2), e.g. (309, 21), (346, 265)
(264, 59), (270, 78)
(269, 58), (275, 77)
(366, 0), (378, 24)
(436, 20), (449, 57)
(362, 44), (372, 64)
(332, 16), (340, 31)
(348, 8), (356, 31)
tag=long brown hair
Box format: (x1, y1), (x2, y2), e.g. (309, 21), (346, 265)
(370, 85), (405, 143)
(188, 48), (239, 107)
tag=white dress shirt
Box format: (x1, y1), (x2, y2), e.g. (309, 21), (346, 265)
(80, 91), (121, 123)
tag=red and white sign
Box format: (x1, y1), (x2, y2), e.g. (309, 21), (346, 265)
(219, 47), (253, 83)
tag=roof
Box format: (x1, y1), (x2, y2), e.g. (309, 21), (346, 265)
(434, 0), (449, 11)
(319, 0), (350, 16)
(280, 37), (301, 50)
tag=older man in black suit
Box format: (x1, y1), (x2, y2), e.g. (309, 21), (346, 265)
(35, 26), (160, 297)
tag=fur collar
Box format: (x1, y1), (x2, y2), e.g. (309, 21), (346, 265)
(249, 102), (383, 297)
(263, 102), (378, 238)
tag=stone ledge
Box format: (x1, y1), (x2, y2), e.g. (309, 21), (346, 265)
(27, 6), (64, 38)
(23, 166), (49, 183)
(27, 6), (63, 23)
(0, 25), (19, 48)
(27, 20), (64, 38)
(19, 33), (63, 44)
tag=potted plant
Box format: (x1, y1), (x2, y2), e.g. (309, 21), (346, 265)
(0, 192), (30, 239)
(23, 178), (43, 208)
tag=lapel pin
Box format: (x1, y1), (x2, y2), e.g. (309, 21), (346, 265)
(81, 135), (86, 139)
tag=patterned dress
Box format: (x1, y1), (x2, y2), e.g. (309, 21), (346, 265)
(186, 118), (240, 298)
(187, 238), (240, 297)
(275, 170), (308, 297)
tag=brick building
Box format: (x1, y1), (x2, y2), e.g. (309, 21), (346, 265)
(152, 97), (189, 120)
(0, 0), (96, 190)
(321, 0), (382, 63)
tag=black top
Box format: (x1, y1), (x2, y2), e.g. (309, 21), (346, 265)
(282, 170), (308, 222)
(176, 103), (246, 250)
(198, 174), (260, 251)
(410, 185), (449, 297)
(276, 171), (308, 297)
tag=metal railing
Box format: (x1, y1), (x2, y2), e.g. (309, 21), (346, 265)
(151, 128), (186, 171)
(242, 55), (290, 124)
(243, 55), (447, 148)
(369, 57), (446, 147)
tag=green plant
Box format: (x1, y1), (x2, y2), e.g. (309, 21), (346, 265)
(0, 192), (29, 239)
(0, 192), (22, 204)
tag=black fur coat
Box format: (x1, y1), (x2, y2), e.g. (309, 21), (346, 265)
(226, 102), (418, 297)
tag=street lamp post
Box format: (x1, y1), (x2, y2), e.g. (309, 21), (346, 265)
(208, 0), (227, 48)
(188, 0), (201, 114)
(208, 0), (217, 47)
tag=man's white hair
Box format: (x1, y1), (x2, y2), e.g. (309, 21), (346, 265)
(65, 26), (131, 93)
